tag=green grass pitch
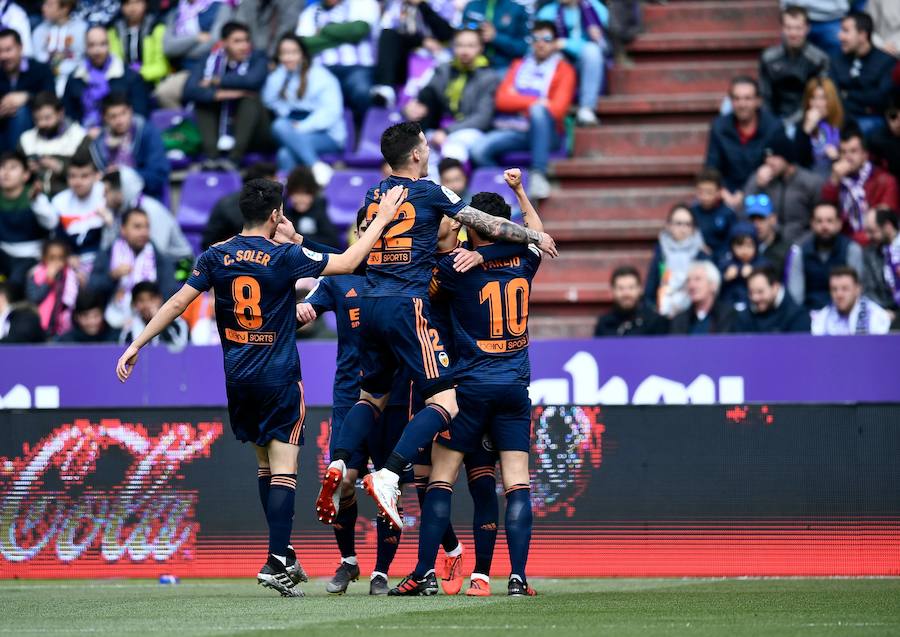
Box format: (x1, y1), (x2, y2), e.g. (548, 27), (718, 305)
(1, 578), (898, 636)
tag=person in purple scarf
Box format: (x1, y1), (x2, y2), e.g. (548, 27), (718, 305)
(536, 0), (607, 126)
(61, 26), (149, 132)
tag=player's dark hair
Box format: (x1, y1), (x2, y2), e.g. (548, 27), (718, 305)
(32, 91), (62, 112)
(829, 265), (859, 284)
(74, 289), (105, 314)
(221, 21), (250, 40)
(101, 170), (122, 191)
(729, 75), (759, 97)
(101, 92), (131, 115)
(781, 5), (809, 24)
(438, 157), (464, 176)
(381, 121), (423, 169)
(839, 123), (866, 149)
(611, 265), (641, 286)
(68, 150), (96, 171)
(532, 20), (558, 38)
(695, 167), (722, 188)
(355, 205), (367, 230)
(285, 166), (319, 196)
(0, 150), (29, 172)
(239, 178), (283, 226)
(844, 11), (873, 41)
(121, 207), (148, 226)
(41, 238), (70, 260)
(131, 280), (161, 302)
(471, 192), (511, 221)
(0, 28), (22, 46)
(244, 161), (277, 182)
(749, 264), (780, 286)
(876, 207), (899, 231)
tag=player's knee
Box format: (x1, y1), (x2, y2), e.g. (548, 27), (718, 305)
(428, 395), (458, 420)
(360, 390), (389, 411)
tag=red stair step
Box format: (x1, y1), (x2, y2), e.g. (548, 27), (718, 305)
(642, 1), (781, 35)
(573, 123), (709, 158)
(608, 61), (756, 96)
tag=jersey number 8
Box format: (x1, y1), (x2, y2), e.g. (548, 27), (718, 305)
(232, 275), (263, 329)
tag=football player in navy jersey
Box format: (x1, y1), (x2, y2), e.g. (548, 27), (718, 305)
(115, 179), (406, 597)
(391, 169), (542, 597)
(316, 121), (558, 533)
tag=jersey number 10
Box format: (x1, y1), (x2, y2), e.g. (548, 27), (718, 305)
(479, 278), (529, 338)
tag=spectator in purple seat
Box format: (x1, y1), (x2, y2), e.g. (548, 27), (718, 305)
(18, 92), (88, 197)
(285, 166), (341, 249)
(438, 157), (469, 201)
(183, 21), (270, 172)
(200, 160), (276, 249)
(119, 280), (189, 348)
(787, 201), (864, 309)
(594, 265), (668, 337)
(731, 265), (811, 333)
(743, 128), (824, 244)
(461, 0), (528, 72)
(0, 150), (56, 298)
(0, 0), (33, 57)
(470, 20), (576, 202)
(759, 5), (829, 130)
(107, 0), (170, 91)
(233, 0), (301, 59)
(668, 260), (736, 335)
(61, 26), (149, 131)
(690, 168), (737, 263)
(402, 28), (498, 168)
(88, 92), (169, 200)
(829, 12), (896, 135)
(370, 0), (456, 109)
(719, 222), (768, 312)
(795, 76), (843, 177)
(861, 207), (900, 315)
(0, 28), (53, 151)
(705, 76), (784, 211)
(868, 0), (900, 58)
(781, 1), (847, 58)
(264, 35), (346, 187)
(821, 124), (899, 245)
(157, 0), (231, 110)
(535, 0), (607, 127)
(644, 203), (711, 319)
(811, 265), (893, 333)
(747, 193), (792, 279)
(296, 0), (380, 127)
(25, 236), (77, 336)
(54, 288), (117, 342)
(32, 0), (87, 97)
(868, 92), (900, 184)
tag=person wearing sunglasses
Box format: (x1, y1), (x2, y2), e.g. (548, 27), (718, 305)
(469, 20), (576, 201)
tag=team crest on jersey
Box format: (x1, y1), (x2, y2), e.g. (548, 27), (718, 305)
(441, 185), (461, 204)
(438, 351), (450, 368)
(302, 247), (323, 261)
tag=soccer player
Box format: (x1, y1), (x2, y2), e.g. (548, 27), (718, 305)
(115, 179), (406, 597)
(316, 121), (557, 532)
(390, 168), (542, 597)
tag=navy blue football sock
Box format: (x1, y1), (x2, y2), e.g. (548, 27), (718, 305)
(332, 493), (358, 559)
(333, 400), (381, 463)
(414, 482), (452, 578)
(266, 474), (297, 557)
(387, 405), (451, 473)
(374, 512), (402, 574)
(257, 467), (271, 515)
(416, 472), (459, 552)
(504, 485), (532, 580)
(468, 470), (499, 575)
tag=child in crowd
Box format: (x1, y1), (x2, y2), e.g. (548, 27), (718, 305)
(25, 238), (78, 336)
(720, 222), (767, 311)
(119, 280), (188, 348)
(55, 289), (119, 343)
(690, 168), (738, 263)
(32, 0), (87, 97)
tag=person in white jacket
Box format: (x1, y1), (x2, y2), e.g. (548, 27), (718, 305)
(31, 0), (87, 96)
(811, 265), (893, 334)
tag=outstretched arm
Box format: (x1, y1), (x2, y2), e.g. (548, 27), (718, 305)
(115, 284), (202, 382)
(504, 168), (544, 233)
(454, 205), (558, 257)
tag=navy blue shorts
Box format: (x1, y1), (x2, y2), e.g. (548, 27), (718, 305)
(438, 383), (531, 454)
(358, 296), (455, 400)
(226, 381), (306, 447)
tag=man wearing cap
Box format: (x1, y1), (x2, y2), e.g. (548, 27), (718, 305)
(743, 128), (824, 244)
(745, 193), (792, 278)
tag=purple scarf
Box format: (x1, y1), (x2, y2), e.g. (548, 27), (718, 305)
(555, 0), (604, 41)
(839, 160), (872, 233)
(883, 236), (900, 307)
(81, 57), (111, 128)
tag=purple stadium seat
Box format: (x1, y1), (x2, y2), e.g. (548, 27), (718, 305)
(469, 167), (529, 217)
(499, 135), (568, 166)
(151, 108), (191, 132)
(184, 231), (203, 256)
(325, 169), (383, 226)
(177, 171), (242, 231)
(345, 108), (404, 168)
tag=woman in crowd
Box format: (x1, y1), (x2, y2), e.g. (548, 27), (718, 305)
(263, 34), (346, 186)
(795, 77), (844, 177)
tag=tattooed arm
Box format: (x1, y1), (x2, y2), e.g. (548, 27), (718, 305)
(454, 205), (559, 257)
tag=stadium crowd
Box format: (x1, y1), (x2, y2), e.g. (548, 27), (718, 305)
(0, 0), (897, 344)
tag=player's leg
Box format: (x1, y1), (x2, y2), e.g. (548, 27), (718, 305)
(464, 445), (499, 597)
(414, 450), (463, 594)
(327, 467), (362, 594)
(255, 445), (271, 515)
(389, 442), (464, 596)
